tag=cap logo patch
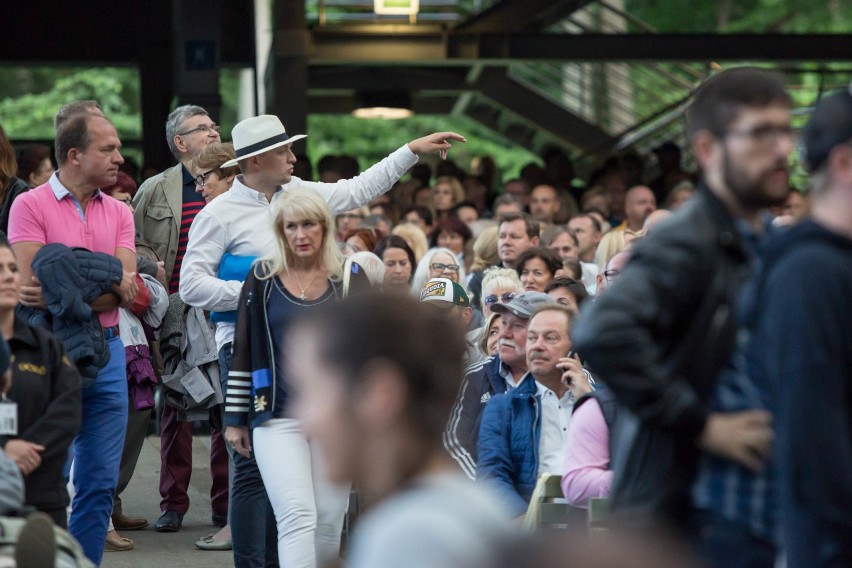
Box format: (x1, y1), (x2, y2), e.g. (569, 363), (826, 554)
(421, 281), (447, 299)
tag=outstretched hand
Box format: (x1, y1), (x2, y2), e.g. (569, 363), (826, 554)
(408, 132), (466, 159)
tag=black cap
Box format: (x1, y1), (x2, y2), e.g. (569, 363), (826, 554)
(803, 88), (852, 173)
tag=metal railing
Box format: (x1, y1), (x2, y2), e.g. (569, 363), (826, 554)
(306, 0), (500, 25)
(507, 0), (710, 151)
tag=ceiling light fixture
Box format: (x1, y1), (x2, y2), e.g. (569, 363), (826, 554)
(352, 90), (414, 119)
(373, 0), (420, 17)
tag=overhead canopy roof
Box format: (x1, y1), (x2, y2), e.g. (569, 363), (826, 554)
(2, 0), (851, 166)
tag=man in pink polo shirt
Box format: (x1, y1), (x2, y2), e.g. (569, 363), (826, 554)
(7, 110), (138, 566)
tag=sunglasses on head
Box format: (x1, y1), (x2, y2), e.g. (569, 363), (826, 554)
(483, 292), (516, 306)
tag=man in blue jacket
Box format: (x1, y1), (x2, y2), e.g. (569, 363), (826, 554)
(477, 303), (591, 517)
(443, 291), (554, 480)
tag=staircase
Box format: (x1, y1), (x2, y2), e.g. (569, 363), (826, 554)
(301, 0), (712, 172)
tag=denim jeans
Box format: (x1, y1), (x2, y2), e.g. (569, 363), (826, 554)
(220, 343), (278, 568)
(68, 336), (128, 566)
(692, 509), (777, 568)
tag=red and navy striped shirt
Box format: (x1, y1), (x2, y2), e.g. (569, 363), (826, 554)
(169, 167), (206, 294)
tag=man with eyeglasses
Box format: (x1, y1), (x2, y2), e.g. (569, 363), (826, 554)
(594, 250), (630, 297)
(573, 67), (793, 562)
(335, 207), (365, 239)
(130, 105), (231, 535)
(134, 105), (222, 295)
(444, 292), (554, 480)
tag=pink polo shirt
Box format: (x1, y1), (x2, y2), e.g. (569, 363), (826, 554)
(7, 173), (136, 327)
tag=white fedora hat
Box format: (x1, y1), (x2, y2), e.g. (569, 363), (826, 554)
(221, 115), (307, 168)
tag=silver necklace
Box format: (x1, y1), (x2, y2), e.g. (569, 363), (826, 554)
(293, 270), (320, 300)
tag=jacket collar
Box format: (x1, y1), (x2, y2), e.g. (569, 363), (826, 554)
(512, 372), (539, 396)
(10, 317), (39, 348)
(696, 183), (750, 260)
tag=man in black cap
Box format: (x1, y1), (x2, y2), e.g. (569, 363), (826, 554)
(752, 88), (852, 568)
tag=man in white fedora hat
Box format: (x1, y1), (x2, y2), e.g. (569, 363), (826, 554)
(179, 113), (464, 567)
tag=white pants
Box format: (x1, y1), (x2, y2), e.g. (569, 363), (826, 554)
(253, 418), (349, 568)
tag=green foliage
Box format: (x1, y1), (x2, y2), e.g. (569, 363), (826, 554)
(0, 67), (140, 139)
(625, 0), (851, 33)
(306, 114), (540, 182)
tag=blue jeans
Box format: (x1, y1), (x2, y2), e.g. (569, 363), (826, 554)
(68, 337), (128, 566)
(220, 344), (278, 568)
(692, 509), (777, 568)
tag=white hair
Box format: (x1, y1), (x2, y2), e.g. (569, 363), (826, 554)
(345, 251), (386, 287)
(410, 247), (466, 295)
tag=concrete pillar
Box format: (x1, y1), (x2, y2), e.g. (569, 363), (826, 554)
(138, 0), (175, 169)
(172, 0), (223, 122)
(269, 0), (309, 135)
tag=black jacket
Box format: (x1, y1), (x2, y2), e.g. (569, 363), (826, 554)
(572, 185), (751, 528)
(0, 177), (30, 237)
(0, 318), (81, 510)
(17, 244), (123, 385)
(443, 355), (508, 480)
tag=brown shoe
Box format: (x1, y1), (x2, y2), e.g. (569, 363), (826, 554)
(105, 529), (134, 552)
(112, 512), (149, 531)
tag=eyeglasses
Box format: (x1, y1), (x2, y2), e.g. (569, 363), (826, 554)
(338, 213), (363, 220)
(483, 292), (515, 306)
(603, 269), (621, 283)
(178, 124), (221, 136)
(724, 124), (794, 147)
(431, 262), (460, 273)
(195, 169), (215, 187)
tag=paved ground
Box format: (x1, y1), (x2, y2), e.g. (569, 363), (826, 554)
(101, 435), (234, 568)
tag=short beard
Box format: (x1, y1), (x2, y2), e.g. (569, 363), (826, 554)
(722, 147), (789, 209)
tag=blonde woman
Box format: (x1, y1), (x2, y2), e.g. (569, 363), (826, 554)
(478, 312), (503, 357)
(480, 267), (523, 318)
(465, 225), (501, 307)
(391, 222), (429, 263)
(430, 175), (465, 221)
(226, 187), (364, 568)
(410, 247), (465, 294)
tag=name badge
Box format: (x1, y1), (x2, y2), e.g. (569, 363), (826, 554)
(0, 398), (18, 436)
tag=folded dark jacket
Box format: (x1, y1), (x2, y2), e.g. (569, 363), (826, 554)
(17, 243), (123, 385)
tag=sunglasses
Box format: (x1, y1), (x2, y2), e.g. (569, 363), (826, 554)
(483, 292), (515, 306)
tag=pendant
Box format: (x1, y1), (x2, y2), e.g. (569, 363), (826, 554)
(299, 291), (306, 300)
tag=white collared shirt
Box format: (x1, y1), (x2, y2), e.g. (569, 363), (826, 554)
(179, 145), (418, 350)
(499, 360), (520, 390)
(535, 381), (574, 476)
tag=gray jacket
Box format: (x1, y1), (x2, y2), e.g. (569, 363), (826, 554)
(160, 293), (222, 423)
